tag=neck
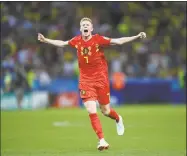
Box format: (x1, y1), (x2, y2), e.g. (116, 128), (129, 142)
(82, 34), (92, 41)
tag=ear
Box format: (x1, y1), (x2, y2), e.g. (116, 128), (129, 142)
(80, 26), (82, 32)
(91, 25), (93, 32)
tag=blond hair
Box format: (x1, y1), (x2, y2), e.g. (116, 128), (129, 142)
(80, 17), (92, 25)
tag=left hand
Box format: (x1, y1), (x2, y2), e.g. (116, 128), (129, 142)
(138, 32), (146, 39)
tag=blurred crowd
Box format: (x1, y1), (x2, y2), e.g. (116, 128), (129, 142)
(1, 2), (186, 91)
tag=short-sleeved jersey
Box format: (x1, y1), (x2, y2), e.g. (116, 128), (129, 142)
(68, 34), (111, 83)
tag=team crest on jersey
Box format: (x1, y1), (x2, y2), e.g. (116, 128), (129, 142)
(81, 47), (92, 56)
(83, 48), (89, 55)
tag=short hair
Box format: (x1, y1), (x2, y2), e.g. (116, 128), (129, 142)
(80, 17), (92, 25)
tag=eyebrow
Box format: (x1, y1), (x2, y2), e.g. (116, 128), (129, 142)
(82, 23), (90, 26)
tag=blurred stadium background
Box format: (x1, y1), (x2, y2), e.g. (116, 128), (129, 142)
(1, 2), (186, 156)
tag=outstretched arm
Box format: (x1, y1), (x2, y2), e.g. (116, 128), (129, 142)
(38, 33), (69, 47)
(110, 32), (146, 45)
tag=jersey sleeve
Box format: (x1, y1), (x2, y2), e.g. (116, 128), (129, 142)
(68, 37), (78, 48)
(97, 34), (111, 47)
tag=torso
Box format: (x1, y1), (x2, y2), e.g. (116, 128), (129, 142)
(69, 34), (110, 83)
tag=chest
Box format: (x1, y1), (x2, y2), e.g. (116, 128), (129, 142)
(75, 40), (101, 57)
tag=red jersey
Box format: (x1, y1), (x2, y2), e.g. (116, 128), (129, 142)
(68, 34), (111, 83)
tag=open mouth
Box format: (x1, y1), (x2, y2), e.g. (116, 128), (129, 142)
(84, 29), (88, 33)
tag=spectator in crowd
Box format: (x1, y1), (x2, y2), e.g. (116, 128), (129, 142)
(12, 64), (30, 109)
(1, 2), (186, 86)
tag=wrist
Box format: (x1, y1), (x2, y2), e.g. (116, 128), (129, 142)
(137, 34), (140, 38)
(43, 38), (47, 43)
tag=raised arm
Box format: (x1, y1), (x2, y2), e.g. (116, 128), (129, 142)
(38, 33), (69, 47)
(110, 32), (146, 45)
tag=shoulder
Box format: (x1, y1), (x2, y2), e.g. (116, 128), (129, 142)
(93, 34), (109, 39)
(70, 35), (82, 41)
(93, 34), (100, 38)
(93, 34), (110, 41)
(93, 34), (103, 41)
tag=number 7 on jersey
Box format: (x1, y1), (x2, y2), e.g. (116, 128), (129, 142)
(84, 56), (89, 63)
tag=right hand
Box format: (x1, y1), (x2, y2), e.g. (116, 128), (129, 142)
(38, 33), (46, 42)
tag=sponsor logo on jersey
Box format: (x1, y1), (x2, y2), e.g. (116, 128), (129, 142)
(81, 90), (86, 95)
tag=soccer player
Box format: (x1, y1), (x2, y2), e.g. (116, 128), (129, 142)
(38, 17), (146, 151)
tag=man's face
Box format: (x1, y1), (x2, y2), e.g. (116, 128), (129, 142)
(80, 20), (93, 37)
